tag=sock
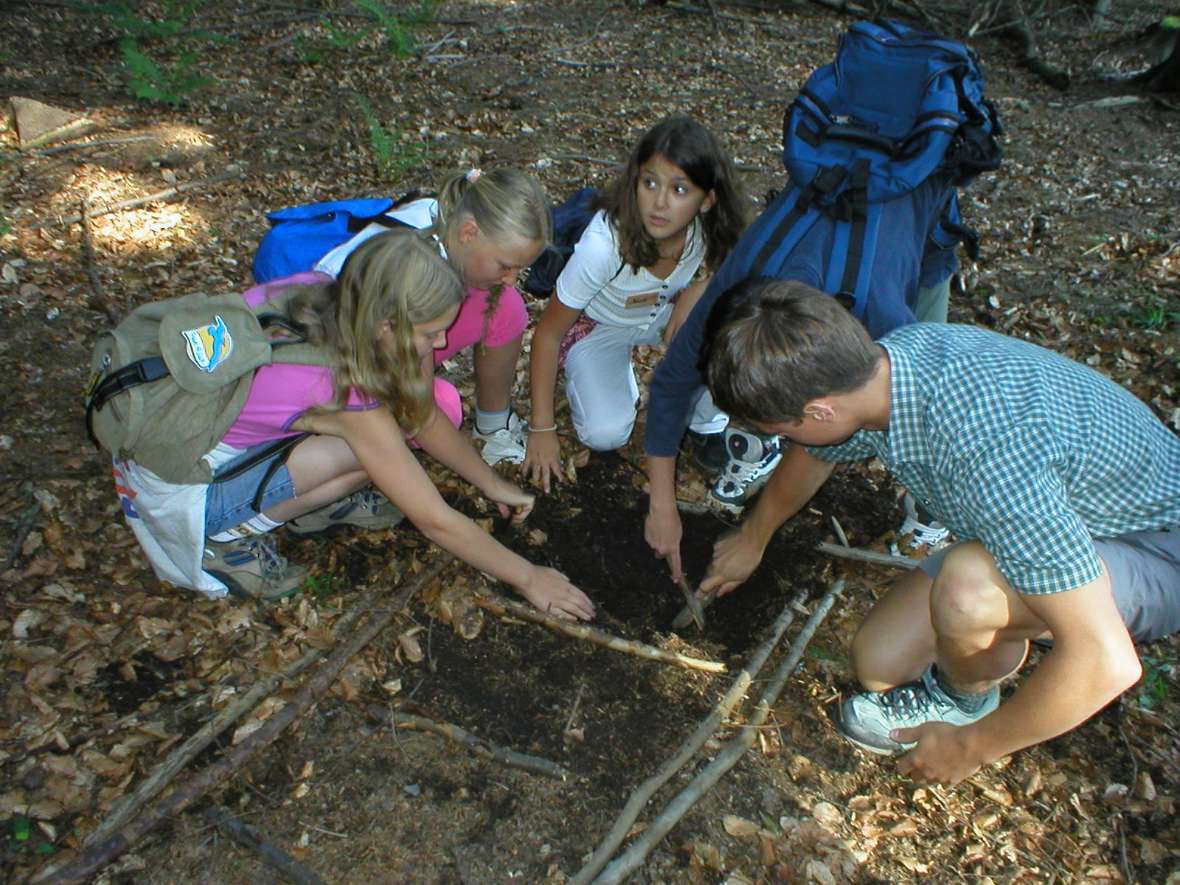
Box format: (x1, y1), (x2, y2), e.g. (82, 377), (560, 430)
(474, 406), (511, 435)
(933, 665), (993, 713)
(208, 512), (283, 543)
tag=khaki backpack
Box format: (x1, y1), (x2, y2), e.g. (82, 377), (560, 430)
(85, 288), (334, 484)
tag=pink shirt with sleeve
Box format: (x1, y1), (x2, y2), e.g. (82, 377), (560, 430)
(220, 273), (378, 449)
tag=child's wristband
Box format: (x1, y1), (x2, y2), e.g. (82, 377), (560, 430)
(528, 424), (558, 433)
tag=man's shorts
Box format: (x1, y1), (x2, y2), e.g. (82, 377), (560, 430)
(920, 528), (1180, 644)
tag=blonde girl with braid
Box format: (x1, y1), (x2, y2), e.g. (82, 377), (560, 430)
(315, 168), (551, 467)
(115, 229), (595, 619)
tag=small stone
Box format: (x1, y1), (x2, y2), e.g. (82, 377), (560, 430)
(403, 783), (421, 797)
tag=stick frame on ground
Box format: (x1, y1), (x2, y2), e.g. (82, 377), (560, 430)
(571, 593), (803, 885)
(592, 579), (846, 885)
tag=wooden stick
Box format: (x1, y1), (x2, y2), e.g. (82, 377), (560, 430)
(571, 595), (802, 885)
(34, 135), (156, 156)
(593, 580), (845, 884)
(816, 541), (919, 570)
(368, 708), (570, 781)
(83, 575), (404, 847)
(204, 805), (327, 885)
(32, 556), (453, 885)
(35, 170), (242, 228)
(79, 199), (121, 325)
(473, 594), (726, 673)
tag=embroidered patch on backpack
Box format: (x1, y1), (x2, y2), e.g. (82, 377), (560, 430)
(182, 315), (234, 373)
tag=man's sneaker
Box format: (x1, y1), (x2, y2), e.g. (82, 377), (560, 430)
(898, 492), (951, 550)
(203, 535), (307, 602)
(837, 664), (1000, 755)
(681, 429), (728, 475)
(473, 412), (527, 466)
(709, 429), (783, 511)
(288, 488), (404, 536)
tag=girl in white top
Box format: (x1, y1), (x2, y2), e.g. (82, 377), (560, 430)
(524, 116), (749, 491)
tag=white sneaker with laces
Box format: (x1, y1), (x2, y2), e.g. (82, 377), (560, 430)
(473, 412), (528, 466)
(899, 492), (951, 549)
(709, 429), (783, 511)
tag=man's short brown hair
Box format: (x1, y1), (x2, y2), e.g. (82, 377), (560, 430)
(703, 278), (879, 425)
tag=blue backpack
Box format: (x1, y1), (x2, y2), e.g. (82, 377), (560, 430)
(521, 186), (600, 297)
(252, 191), (429, 283)
(716, 19), (1001, 335)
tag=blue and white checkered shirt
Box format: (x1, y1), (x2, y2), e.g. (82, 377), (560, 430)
(810, 324), (1180, 595)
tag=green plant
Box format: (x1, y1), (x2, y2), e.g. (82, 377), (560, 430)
(80, 0), (221, 105)
(6, 815), (55, 856)
(1137, 657), (1171, 710)
(303, 573), (341, 600)
(120, 40), (212, 105)
(298, 0), (436, 62)
(354, 94), (426, 180)
(1133, 303), (1180, 331)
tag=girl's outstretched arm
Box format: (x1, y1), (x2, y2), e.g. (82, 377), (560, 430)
(523, 298), (582, 492)
(297, 408), (595, 621)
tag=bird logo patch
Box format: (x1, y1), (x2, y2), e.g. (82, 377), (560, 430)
(182, 315), (233, 373)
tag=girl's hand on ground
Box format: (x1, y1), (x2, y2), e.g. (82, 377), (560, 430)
(699, 527), (763, 597)
(522, 430), (564, 493)
(483, 475), (535, 523)
(519, 566), (595, 621)
(644, 505), (684, 584)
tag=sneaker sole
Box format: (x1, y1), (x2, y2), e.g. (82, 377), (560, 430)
(208, 569), (304, 603)
(287, 512), (406, 537)
(833, 716), (910, 756)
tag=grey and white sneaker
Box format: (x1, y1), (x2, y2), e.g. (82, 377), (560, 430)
(837, 664), (999, 755)
(898, 492), (951, 550)
(288, 488), (404, 536)
(473, 412), (528, 466)
(204, 535), (307, 602)
(709, 429), (783, 511)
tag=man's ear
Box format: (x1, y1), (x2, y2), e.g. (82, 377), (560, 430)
(802, 401), (836, 422)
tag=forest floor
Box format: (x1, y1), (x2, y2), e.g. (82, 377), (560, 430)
(2, 1), (1180, 883)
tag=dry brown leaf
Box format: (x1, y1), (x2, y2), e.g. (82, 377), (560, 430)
(723, 814), (760, 839)
(398, 631), (425, 663)
(810, 801), (842, 830)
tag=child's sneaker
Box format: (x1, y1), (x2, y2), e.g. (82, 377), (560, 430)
(288, 488), (404, 535)
(681, 428), (728, 475)
(899, 492), (951, 549)
(473, 412), (528, 466)
(710, 429), (783, 511)
(836, 664), (1000, 755)
(203, 536), (306, 602)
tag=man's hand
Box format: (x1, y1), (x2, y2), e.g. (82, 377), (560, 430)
(699, 526), (765, 597)
(645, 505), (684, 583)
(894, 721), (985, 785)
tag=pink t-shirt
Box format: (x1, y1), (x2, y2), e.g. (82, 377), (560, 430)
(220, 273), (377, 449)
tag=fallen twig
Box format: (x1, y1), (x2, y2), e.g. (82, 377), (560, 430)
(593, 580), (845, 884)
(32, 555), (454, 885)
(551, 153), (620, 168)
(368, 707), (570, 781)
(35, 170), (242, 228)
(816, 541), (919, 570)
(473, 593), (726, 673)
(571, 594), (803, 885)
(204, 805), (327, 885)
(34, 135), (156, 156)
(79, 199), (120, 325)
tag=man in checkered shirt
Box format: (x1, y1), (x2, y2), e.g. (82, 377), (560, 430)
(694, 278), (1180, 785)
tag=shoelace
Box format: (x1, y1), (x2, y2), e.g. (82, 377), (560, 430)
(352, 489), (385, 512)
(878, 671), (954, 717)
(248, 535), (290, 583)
(726, 446), (779, 483)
